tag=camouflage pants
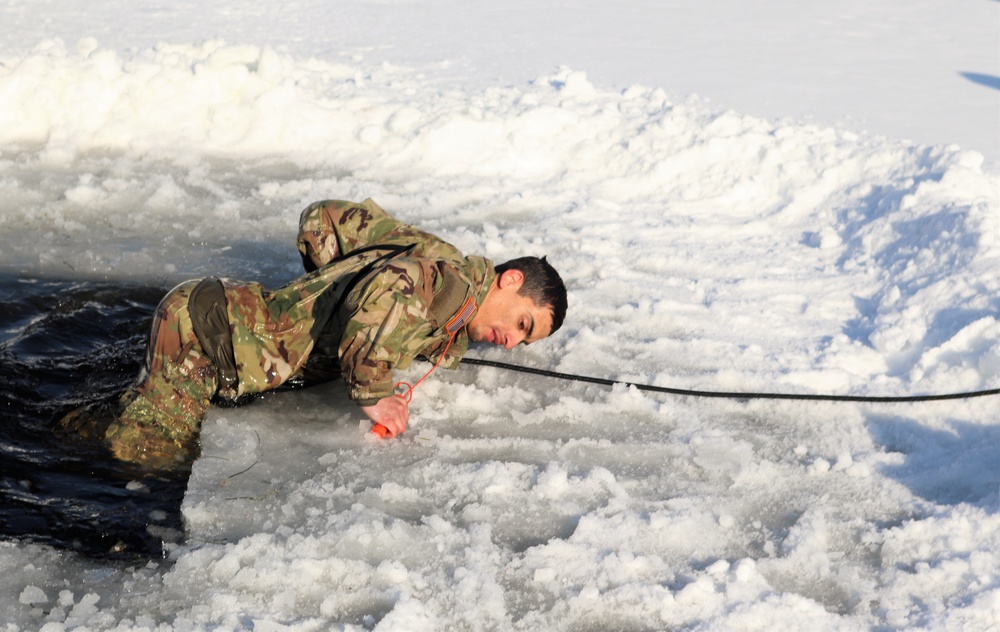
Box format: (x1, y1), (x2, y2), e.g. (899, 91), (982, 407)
(109, 280), (219, 471)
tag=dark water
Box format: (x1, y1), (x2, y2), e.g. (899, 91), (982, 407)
(0, 276), (189, 559)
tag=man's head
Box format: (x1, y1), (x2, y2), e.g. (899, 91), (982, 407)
(467, 256), (567, 349)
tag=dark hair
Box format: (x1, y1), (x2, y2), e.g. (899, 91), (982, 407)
(494, 256), (567, 335)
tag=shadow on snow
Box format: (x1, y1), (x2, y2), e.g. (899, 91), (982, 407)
(960, 71), (1000, 92)
(868, 413), (1000, 507)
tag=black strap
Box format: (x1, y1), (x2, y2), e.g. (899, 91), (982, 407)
(324, 244), (416, 316)
(189, 245), (415, 398)
(188, 277), (239, 395)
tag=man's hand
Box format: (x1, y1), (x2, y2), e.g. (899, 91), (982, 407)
(360, 395), (409, 438)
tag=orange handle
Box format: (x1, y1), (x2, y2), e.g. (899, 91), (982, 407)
(371, 423), (390, 438)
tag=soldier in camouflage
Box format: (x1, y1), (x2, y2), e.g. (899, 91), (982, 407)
(61, 198), (567, 472)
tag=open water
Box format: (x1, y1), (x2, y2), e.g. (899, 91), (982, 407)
(0, 276), (188, 559)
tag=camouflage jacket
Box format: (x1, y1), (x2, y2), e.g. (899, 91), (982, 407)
(222, 199), (495, 405)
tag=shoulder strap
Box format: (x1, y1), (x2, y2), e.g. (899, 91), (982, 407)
(327, 243), (416, 316)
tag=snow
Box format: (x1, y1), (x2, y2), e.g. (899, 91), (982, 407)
(1, 0), (999, 630)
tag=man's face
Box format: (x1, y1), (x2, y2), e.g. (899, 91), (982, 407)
(467, 270), (553, 349)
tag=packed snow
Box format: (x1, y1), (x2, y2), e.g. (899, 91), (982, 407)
(1, 1), (999, 630)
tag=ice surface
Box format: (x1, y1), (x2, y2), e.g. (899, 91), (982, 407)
(1, 1), (999, 630)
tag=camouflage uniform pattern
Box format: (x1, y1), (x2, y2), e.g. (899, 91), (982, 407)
(297, 198), (470, 270)
(231, 198), (495, 403)
(75, 198), (494, 470)
(109, 280), (219, 470)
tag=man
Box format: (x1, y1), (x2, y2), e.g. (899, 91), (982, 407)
(61, 198), (567, 471)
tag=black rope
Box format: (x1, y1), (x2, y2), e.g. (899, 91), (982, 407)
(461, 357), (1000, 403)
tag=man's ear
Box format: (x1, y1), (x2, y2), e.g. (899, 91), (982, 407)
(498, 268), (525, 290)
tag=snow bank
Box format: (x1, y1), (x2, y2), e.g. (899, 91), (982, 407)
(1, 39), (999, 631)
(1, 42), (996, 397)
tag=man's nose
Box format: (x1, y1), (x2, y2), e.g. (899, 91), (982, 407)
(504, 332), (523, 350)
